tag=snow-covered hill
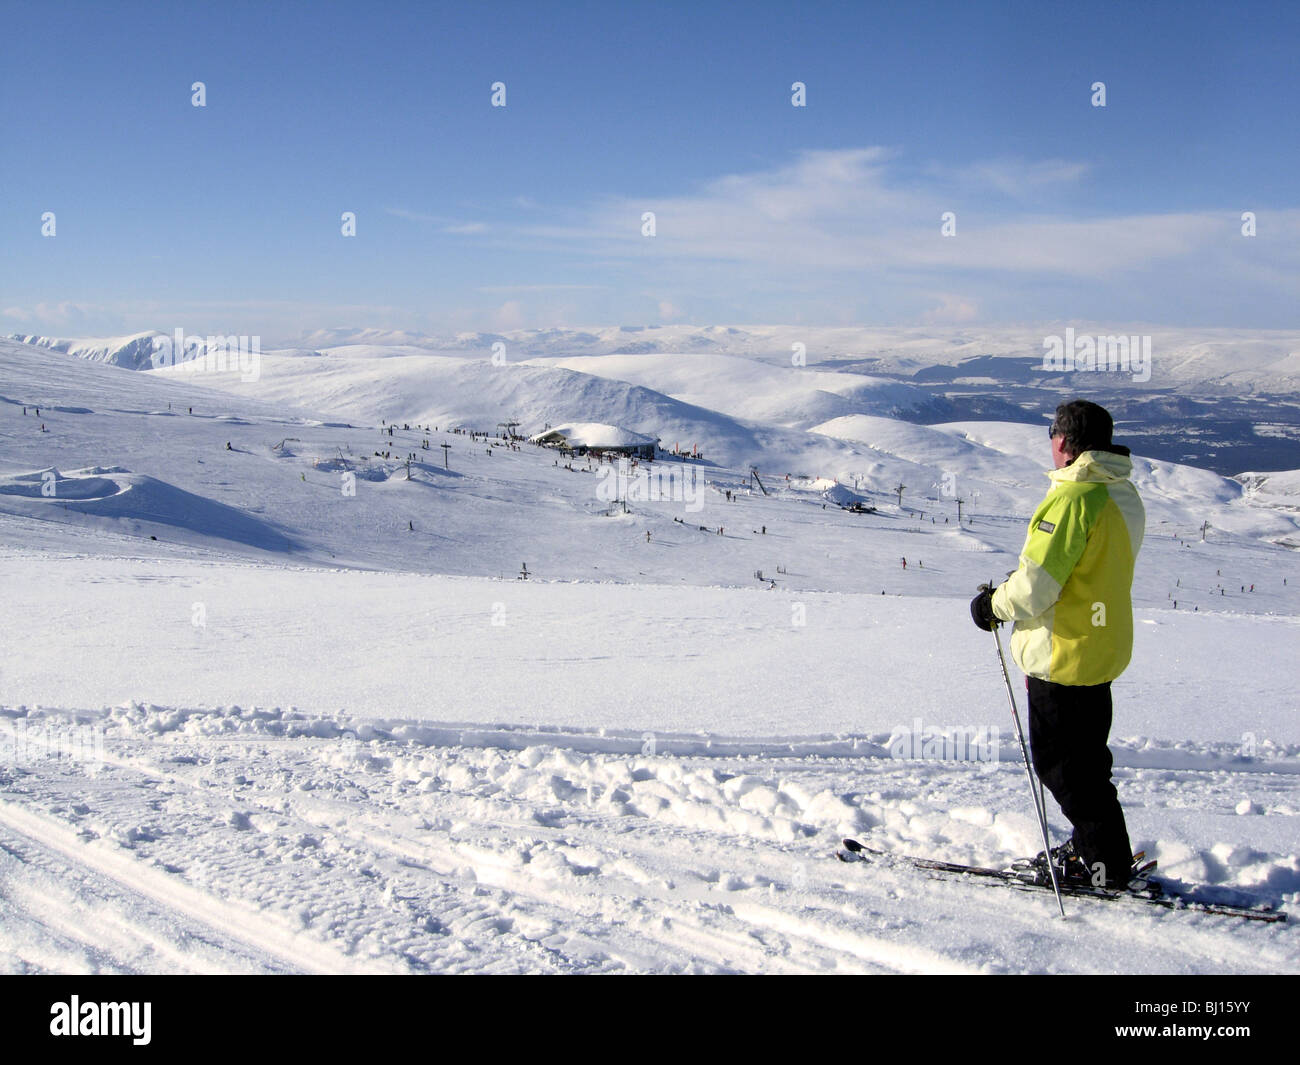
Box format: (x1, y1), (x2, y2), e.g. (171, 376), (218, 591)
(522, 352), (949, 426)
(4, 334), (1296, 578)
(9, 331), (174, 370)
(1, 331), (1298, 974)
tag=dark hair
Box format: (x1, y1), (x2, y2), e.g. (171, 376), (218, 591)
(1050, 400), (1113, 455)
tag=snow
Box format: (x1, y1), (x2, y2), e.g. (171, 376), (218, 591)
(529, 422), (657, 449)
(1, 333), (1298, 974)
(521, 352), (942, 428)
(15, 322), (1300, 390)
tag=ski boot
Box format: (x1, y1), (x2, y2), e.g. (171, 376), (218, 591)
(1013, 841), (1160, 895)
(1012, 839), (1090, 887)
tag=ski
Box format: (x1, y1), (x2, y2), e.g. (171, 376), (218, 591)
(836, 838), (1287, 923)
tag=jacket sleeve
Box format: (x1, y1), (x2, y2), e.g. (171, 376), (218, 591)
(992, 490), (1091, 622)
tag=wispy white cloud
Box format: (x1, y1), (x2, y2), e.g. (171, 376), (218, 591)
(386, 207), (488, 234)
(477, 284), (607, 293)
(1, 301), (122, 333)
(15, 155), (1295, 338)
(953, 158), (1089, 198)
(921, 293), (981, 324)
(385, 207), (445, 223)
(488, 149), (1300, 316)
(2, 298), (410, 346)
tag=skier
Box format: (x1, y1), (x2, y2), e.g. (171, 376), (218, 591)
(969, 400), (1144, 890)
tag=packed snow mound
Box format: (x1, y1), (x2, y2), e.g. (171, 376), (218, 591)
(0, 466), (127, 500)
(0, 466), (296, 552)
(310, 456), (399, 482)
(820, 482), (870, 507)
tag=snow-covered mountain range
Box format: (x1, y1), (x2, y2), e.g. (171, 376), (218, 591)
(14, 325), (1299, 476)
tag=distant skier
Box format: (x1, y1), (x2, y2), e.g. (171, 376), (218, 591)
(970, 400), (1144, 890)
(901, 557), (907, 570)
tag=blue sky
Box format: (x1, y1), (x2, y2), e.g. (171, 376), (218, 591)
(2, 0), (1298, 342)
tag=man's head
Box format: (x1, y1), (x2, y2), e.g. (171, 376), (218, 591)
(1049, 399), (1114, 467)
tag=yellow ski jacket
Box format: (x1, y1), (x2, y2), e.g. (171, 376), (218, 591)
(991, 448), (1145, 685)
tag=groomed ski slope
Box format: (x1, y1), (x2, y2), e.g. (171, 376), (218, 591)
(1, 692), (1295, 974)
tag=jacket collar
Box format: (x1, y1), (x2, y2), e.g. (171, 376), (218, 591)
(1048, 448), (1133, 485)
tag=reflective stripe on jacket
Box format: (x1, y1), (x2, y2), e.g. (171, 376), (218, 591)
(991, 449), (1144, 685)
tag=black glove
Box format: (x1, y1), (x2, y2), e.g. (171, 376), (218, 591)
(970, 583), (1000, 631)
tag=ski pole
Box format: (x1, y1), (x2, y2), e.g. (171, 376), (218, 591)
(992, 623), (1066, 918)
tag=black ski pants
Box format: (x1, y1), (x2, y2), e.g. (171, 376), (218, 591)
(1027, 677), (1133, 886)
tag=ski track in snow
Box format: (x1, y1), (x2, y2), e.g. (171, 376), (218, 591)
(0, 705), (1293, 974)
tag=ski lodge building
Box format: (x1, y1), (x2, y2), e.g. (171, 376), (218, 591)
(528, 422), (659, 460)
